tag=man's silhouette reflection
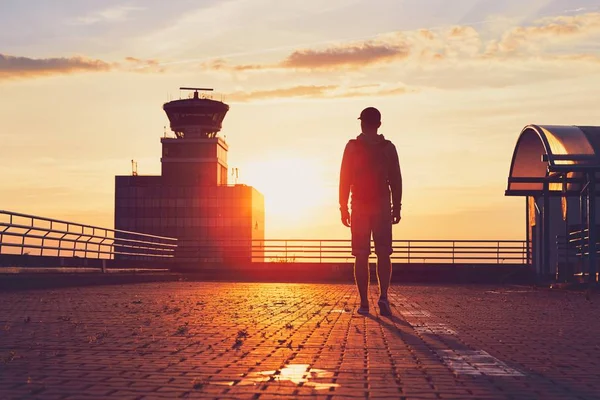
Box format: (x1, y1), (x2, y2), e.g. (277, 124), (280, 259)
(339, 107), (402, 316)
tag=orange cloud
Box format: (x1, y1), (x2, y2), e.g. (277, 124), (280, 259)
(227, 85), (338, 102)
(490, 12), (600, 54)
(332, 85), (414, 98)
(202, 58), (265, 72)
(203, 41), (409, 73)
(0, 54), (170, 80)
(205, 12), (600, 75)
(280, 42), (410, 69)
(447, 26), (479, 39)
(0, 54), (111, 80)
(124, 56), (165, 73)
(226, 84), (414, 102)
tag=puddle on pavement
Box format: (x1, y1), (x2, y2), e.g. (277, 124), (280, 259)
(213, 364), (340, 390)
(329, 309), (350, 313)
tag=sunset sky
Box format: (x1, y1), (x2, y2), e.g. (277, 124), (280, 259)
(2, 0), (600, 240)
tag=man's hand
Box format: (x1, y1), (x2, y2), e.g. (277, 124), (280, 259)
(392, 208), (401, 225)
(341, 208), (351, 227)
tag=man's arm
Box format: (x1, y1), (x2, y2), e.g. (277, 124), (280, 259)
(388, 143), (403, 223)
(339, 142), (352, 227)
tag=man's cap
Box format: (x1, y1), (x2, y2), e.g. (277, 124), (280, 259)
(358, 107), (381, 123)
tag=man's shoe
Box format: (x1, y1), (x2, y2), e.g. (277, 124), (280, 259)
(357, 306), (369, 315)
(378, 298), (392, 317)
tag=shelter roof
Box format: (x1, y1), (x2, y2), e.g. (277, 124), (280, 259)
(506, 125), (600, 196)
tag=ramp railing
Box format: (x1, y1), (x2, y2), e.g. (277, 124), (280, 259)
(0, 210), (177, 261)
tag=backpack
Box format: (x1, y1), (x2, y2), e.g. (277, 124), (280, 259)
(349, 138), (391, 204)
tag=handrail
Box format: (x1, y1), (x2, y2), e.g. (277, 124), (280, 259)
(0, 210), (528, 265)
(0, 210), (177, 261)
(188, 239), (529, 264)
(0, 210), (174, 240)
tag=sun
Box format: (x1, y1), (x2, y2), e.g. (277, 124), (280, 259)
(242, 157), (332, 225)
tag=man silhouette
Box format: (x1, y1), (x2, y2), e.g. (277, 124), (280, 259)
(339, 107), (402, 316)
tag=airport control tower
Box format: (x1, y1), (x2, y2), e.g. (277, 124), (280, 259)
(161, 87), (230, 185)
(114, 88), (264, 265)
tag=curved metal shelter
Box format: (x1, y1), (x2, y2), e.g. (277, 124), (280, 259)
(506, 125), (600, 283)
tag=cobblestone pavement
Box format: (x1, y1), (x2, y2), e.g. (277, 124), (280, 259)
(0, 282), (599, 399)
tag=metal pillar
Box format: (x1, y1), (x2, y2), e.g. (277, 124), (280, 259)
(542, 183), (551, 279)
(559, 175), (569, 282)
(558, 199), (569, 282)
(580, 191), (587, 278)
(525, 196), (530, 264)
(588, 173), (597, 284)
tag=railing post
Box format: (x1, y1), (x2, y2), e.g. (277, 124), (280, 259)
(99, 238), (107, 259)
(588, 173), (597, 284)
(20, 228), (26, 255)
(319, 240), (322, 264)
(452, 241), (455, 264)
(41, 231), (50, 257)
(407, 241), (410, 264)
(61, 233), (68, 258)
(73, 234), (81, 258)
(21, 228), (32, 256)
(497, 241), (500, 264)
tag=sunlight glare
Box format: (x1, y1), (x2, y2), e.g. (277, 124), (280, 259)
(242, 157), (333, 224)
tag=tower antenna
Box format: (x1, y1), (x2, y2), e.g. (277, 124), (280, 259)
(131, 160), (138, 176)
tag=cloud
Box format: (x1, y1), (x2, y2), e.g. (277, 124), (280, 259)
(489, 12), (600, 54)
(280, 41), (410, 69)
(0, 54), (169, 80)
(226, 84), (414, 102)
(227, 85), (338, 102)
(201, 40), (410, 72)
(72, 5), (144, 25)
(0, 54), (112, 80)
(203, 11), (600, 76)
(202, 58), (265, 72)
(332, 85), (414, 98)
(123, 57), (166, 73)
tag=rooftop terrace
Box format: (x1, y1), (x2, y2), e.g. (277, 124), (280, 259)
(0, 280), (598, 399)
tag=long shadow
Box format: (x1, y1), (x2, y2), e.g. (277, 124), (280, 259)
(362, 312), (449, 365)
(367, 297), (600, 399)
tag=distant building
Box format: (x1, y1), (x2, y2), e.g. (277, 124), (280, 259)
(114, 88), (264, 264)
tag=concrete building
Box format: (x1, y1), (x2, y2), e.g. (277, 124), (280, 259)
(115, 88), (264, 264)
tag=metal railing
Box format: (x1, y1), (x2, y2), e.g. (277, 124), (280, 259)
(197, 239), (529, 264)
(566, 228), (600, 256)
(0, 210), (177, 261)
(0, 209), (527, 266)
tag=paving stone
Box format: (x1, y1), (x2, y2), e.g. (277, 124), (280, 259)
(0, 282), (599, 399)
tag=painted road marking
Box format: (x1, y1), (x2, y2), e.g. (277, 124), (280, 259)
(438, 350), (524, 376)
(389, 294), (525, 377)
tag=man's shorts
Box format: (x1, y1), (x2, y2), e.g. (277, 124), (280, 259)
(351, 207), (393, 256)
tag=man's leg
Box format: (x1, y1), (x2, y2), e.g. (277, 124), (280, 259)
(373, 209), (393, 315)
(351, 208), (371, 310)
(376, 254), (392, 300)
(354, 255), (370, 307)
